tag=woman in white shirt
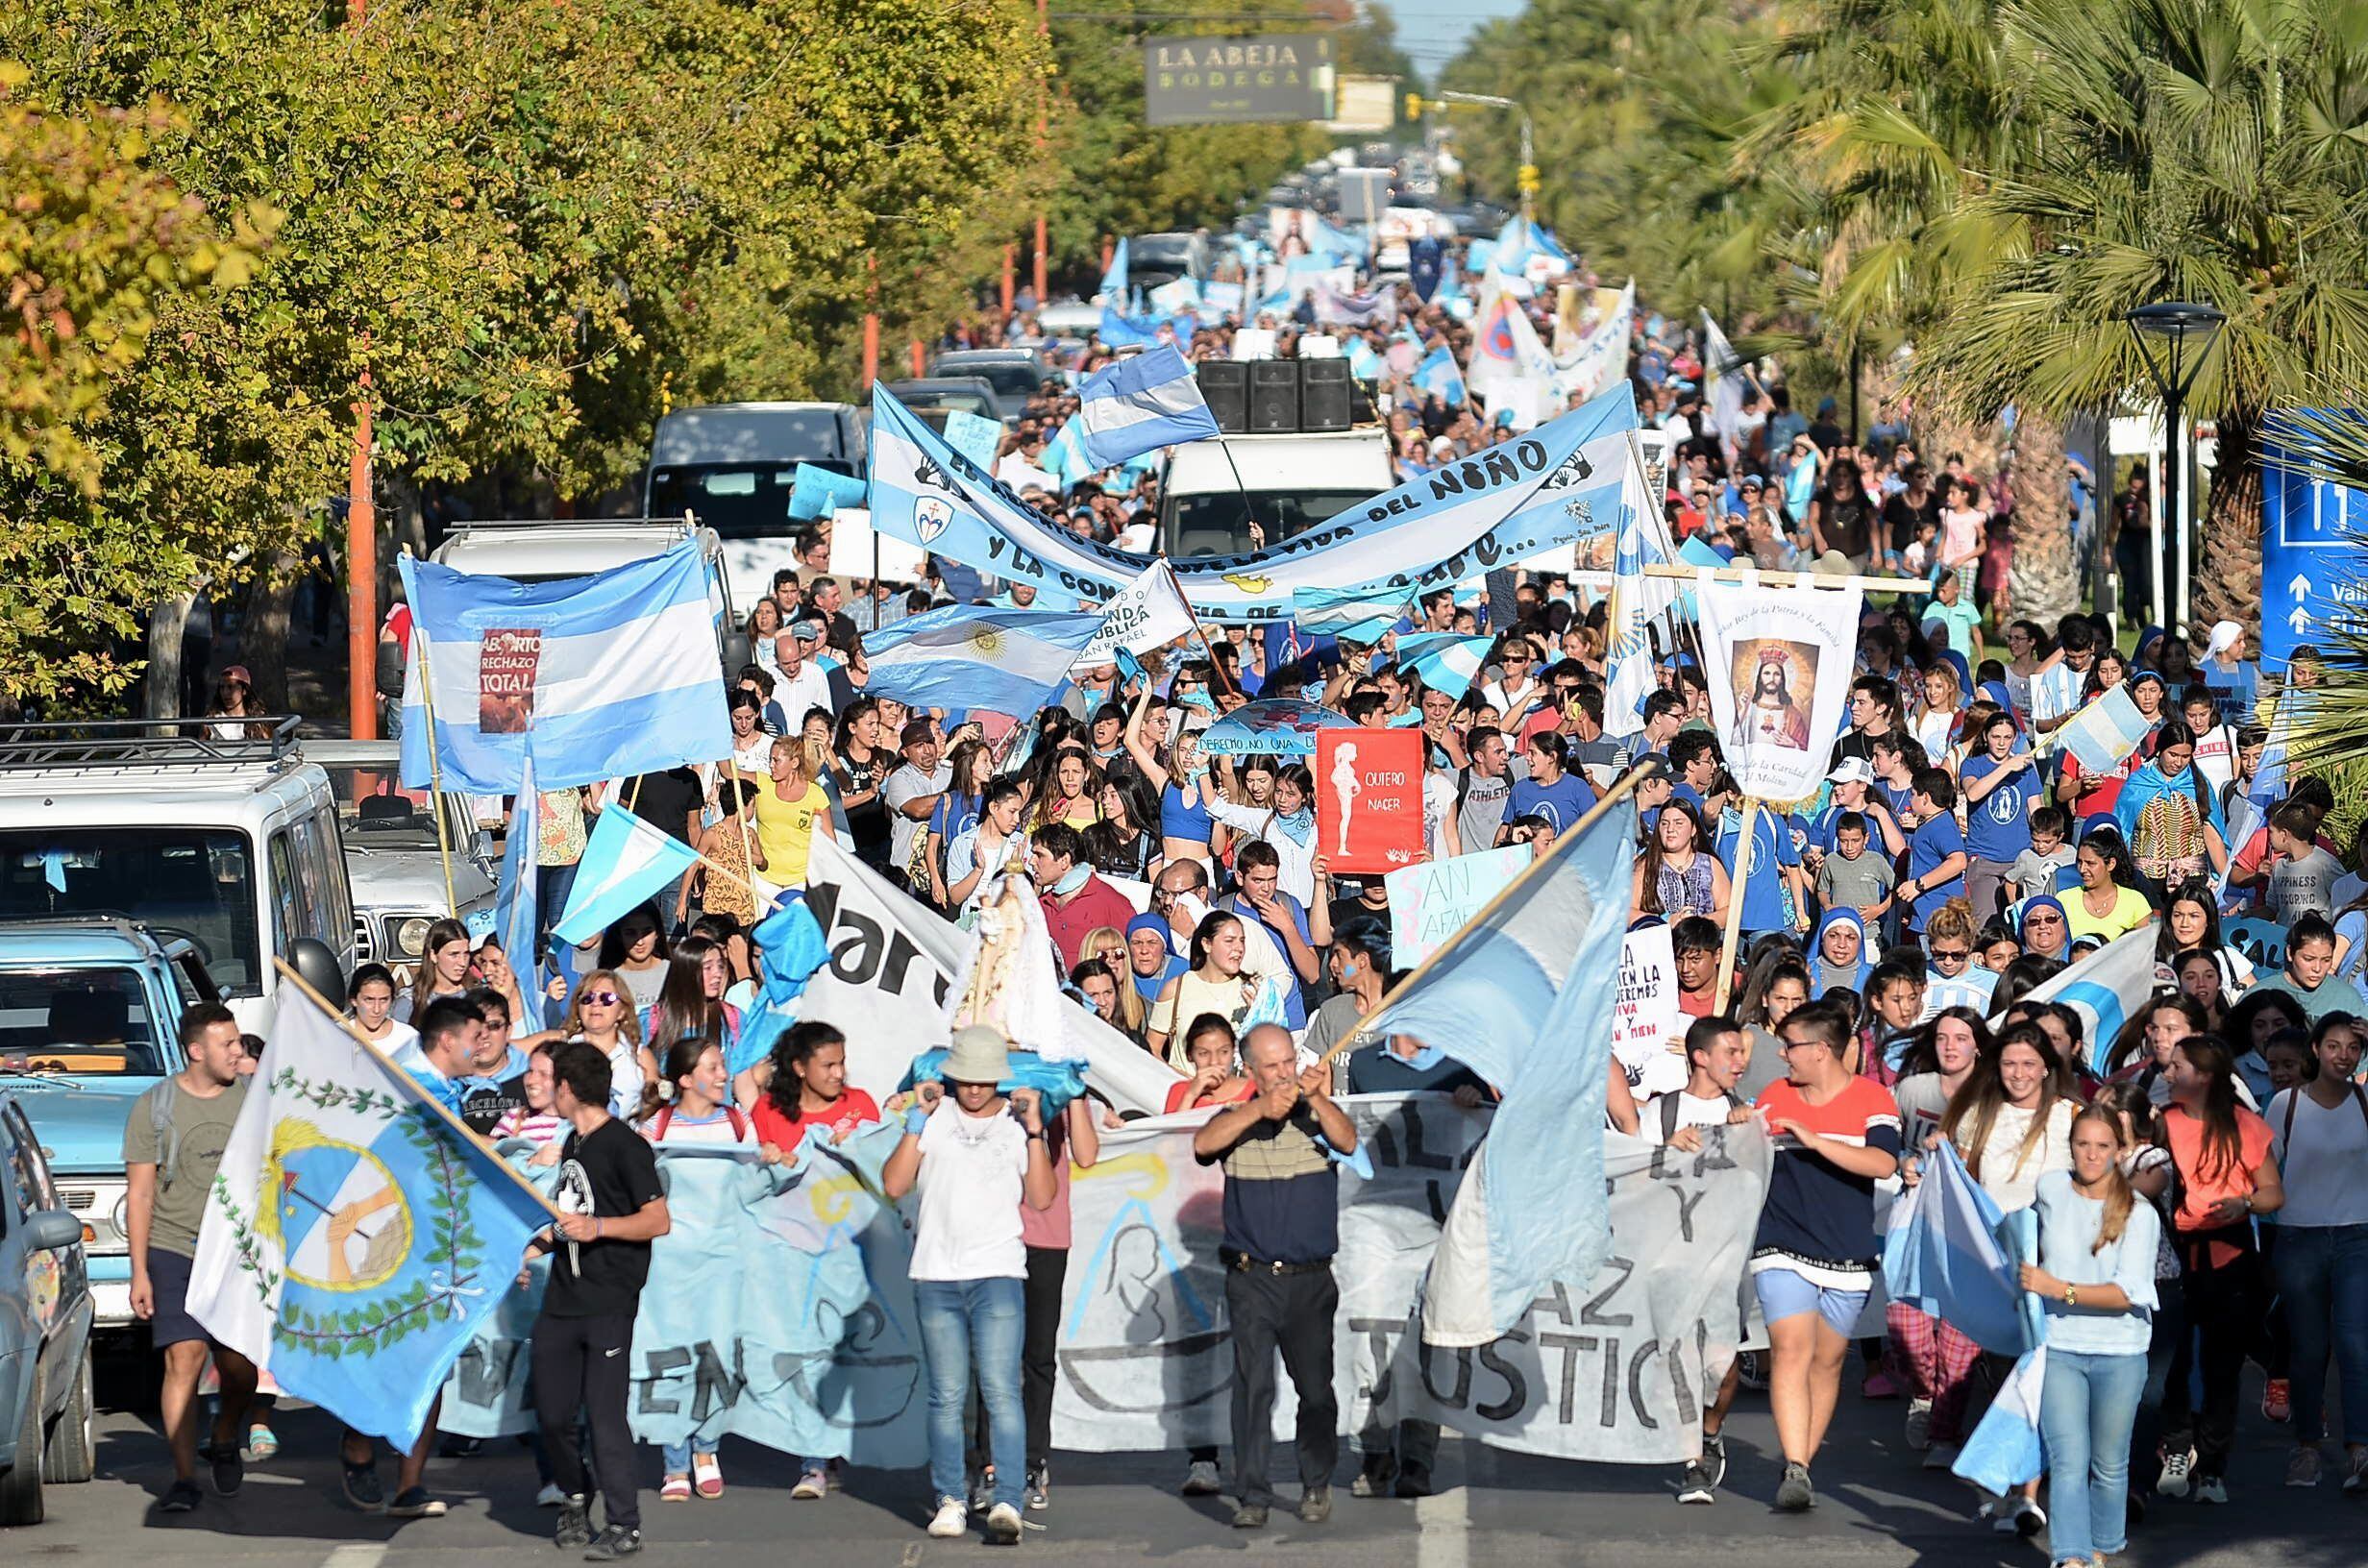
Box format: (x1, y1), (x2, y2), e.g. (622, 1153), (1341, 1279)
(944, 778), (1027, 921)
(2020, 1105), (2161, 1566)
(2265, 1013), (2368, 1491)
(1898, 1020), (2078, 1472)
(1199, 762), (1320, 906)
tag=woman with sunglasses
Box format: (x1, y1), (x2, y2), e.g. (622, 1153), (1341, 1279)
(1478, 638), (1544, 727)
(536, 968), (654, 1119)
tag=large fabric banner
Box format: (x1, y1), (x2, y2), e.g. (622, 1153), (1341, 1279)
(1695, 578), (1863, 802)
(441, 1126), (928, 1466)
(868, 382), (1639, 623)
(1052, 1096), (1772, 1465)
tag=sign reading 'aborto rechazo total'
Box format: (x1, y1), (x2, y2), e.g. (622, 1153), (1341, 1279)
(1142, 34), (1337, 127)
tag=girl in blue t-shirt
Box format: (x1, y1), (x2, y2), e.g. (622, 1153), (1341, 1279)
(1959, 710), (2039, 919)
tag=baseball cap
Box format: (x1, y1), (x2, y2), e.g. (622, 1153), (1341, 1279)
(222, 665), (253, 686)
(791, 619), (826, 642)
(1828, 757), (1876, 786)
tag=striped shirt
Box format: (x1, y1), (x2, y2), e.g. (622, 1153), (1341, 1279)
(1216, 1111), (1338, 1265)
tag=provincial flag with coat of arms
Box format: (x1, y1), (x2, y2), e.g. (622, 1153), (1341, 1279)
(187, 972), (555, 1449)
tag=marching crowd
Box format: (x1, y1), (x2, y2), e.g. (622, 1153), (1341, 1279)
(119, 288), (2365, 1568)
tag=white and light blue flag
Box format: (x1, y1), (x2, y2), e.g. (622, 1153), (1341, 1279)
(1366, 791), (1636, 1344)
(1413, 344), (1466, 407)
(399, 543), (732, 794)
(552, 801), (706, 943)
(861, 602), (1109, 720)
(1402, 634), (1493, 704)
(188, 980), (552, 1451)
(1881, 1141), (2043, 1355)
(1097, 236), (1128, 304)
(492, 756), (546, 1031)
(1074, 345), (1221, 470)
(1998, 925), (2159, 1075)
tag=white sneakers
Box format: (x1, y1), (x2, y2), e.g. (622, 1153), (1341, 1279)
(984, 1502), (1024, 1545)
(926, 1497), (969, 1538)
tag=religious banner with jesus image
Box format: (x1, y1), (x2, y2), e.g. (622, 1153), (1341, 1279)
(1317, 727), (1426, 874)
(1694, 577), (1862, 803)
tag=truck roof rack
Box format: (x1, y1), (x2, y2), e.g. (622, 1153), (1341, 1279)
(440, 515), (695, 531)
(0, 716), (304, 772)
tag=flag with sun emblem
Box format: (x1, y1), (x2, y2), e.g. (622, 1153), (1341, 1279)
(859, 601), (1111, 719)
(187, 977), (553, 1449)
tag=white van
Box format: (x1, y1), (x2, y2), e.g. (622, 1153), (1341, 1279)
(641, 402), (866, 599)
(429, 517), (746, 674)
(0, 720), (357, 1038)
(1158, 429), (1397, 559)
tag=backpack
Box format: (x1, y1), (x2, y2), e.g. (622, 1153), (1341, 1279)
(147, 1081), (184, 1187)
(2280, 1082), (2368, 1149)
(1658, 1087), (1744, 1143)
(649, 1104), (750, 1142)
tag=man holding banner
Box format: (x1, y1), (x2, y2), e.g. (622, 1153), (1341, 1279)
(1193, 1023), (1358, 1530)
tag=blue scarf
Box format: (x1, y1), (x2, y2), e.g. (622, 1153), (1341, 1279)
(1270, 808), (1316, 847)
(1050, 862), (1094, 897)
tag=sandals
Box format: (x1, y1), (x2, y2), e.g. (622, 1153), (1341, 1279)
(244, 1423), (280, 1461)
(661, 1474), (692, 1503)
(693, 1451), (724, 1499)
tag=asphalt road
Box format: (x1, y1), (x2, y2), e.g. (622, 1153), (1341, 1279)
(11, 1359), (2357, 1566)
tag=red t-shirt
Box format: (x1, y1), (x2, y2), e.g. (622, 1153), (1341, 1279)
(2161, 1102), (2274, 1265)
(752, 1087), (881, 1151)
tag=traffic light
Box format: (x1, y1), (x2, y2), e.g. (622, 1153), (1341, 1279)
(1405, 91), (1426, 121)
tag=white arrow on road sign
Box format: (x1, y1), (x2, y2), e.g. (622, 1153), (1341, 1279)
(2290, 603), (2311, 634)
(2292, 574), (2311, 600)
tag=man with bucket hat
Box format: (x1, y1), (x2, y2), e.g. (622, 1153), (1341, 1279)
(883, 1025), (1055, 1546)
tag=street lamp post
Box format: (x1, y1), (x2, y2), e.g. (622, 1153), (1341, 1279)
(1422, 90), (1537, 220)
(2119, 301), (2225, 639)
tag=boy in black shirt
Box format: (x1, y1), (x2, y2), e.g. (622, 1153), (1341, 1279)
(528, 1041), (670, 1560)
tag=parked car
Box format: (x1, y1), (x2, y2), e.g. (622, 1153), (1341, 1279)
(878, 377), (1008, 431)
(925, 349), (1051, 423)
(0, 1088), (95, 1525)
(0, 917), (224, 1337)
(1129, 231), (1211, 291)
(0, 719), (358, 1040)
(304, 742), (496, 971)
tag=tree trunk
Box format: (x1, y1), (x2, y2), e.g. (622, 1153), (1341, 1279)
(2191, 414), (2262, 655)
(239, 547), (301, 717)
(2005, 410), (2077, 628)
(143, 593), (194, 720)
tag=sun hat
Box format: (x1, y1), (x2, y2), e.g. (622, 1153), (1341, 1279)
(943, 1025), (1011, 1086)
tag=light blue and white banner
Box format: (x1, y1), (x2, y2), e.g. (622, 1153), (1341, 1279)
(399, 543), (731, 793)
(867, 382), (1639, 623)
(1881, 1142), (2043, 1356)
(2001, 925), (2159, 1075)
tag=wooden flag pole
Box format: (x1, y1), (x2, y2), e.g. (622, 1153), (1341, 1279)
(270, 956), (565, 1221)
(1313, 758), (1662, 1074)
(1711, 796), (1761, 1015)
(1168, 562), (1238, 698)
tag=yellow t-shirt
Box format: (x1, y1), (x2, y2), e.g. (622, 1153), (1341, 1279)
(2062, 884), (2153, 944)
(752, 781), (827, 887)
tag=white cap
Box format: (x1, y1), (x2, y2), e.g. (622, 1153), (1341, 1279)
(2205, 621), (2243, 658)
(1827, 756), (1876, 786)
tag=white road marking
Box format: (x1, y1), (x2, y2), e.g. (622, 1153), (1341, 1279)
(1416, 1483), (1469, 1568)
(320, 1546), (386, 1568)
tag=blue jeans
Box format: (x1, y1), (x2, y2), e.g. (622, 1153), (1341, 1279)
(660, 1435), (717, 1474)
(917, 1277), (1024, 1510)
(2273, 1221), (2368, 1446)
(2038, 1349), (2146, 1565)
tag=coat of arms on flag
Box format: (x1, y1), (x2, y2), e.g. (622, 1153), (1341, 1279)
(188, 970), (554, 1448)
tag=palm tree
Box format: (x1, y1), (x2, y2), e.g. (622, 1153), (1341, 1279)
(1901, 0), (2368, 647)
(1731, 0), (2089, 623)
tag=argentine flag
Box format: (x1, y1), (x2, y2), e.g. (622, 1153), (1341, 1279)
(399, 542), (731, 794)
(1073, 345), (1221, 470)
(862, 602), (1110, 720)
(2001, 925), (2160, 1075)
(1400, 634), (1492, 704)
(1413, 344), (1466, 407)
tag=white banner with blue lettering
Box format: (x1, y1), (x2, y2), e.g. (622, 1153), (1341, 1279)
(1051, 1096), (1772, 1464)
(868, 383), (1639, 624)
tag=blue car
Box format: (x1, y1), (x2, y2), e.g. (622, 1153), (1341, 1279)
(0, 1088), (95, 1525)
(0, 917), (218, 1336)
